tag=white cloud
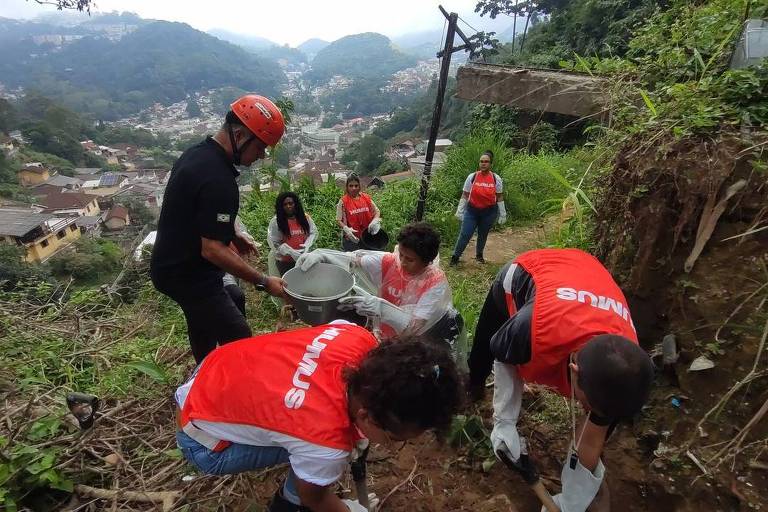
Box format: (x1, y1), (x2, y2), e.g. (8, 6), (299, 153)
(2, 0), (514, 47)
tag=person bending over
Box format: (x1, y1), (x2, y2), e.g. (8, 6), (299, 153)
(175, 321), (460, 512)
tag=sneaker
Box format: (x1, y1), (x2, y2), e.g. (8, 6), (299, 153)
(449, 256), (459, 266)
(476, 255), (486, 263)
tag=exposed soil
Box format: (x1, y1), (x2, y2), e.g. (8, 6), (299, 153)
(54, 147), (768, 511)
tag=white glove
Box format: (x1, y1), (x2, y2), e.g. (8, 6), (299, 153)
(351, 438), (370, 462)
(343, 225), (359, 243)
(497, 201), (507, 225)
(541, 449), (605, 512)
(343, 495), (379, 512)
(338, 294), (381, 317)
(491, 421), (522, 462)
(276, 243), (293, 257)
(455, 197), (467, 220)
(492, 362), (523, 461)
(296, 251), (325, 271)
(339, 287), (411, 334)
(286, 247), (302, 261)
(368, 218), (381, 234)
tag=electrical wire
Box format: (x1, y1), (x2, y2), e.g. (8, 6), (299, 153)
(457, 15), (480, 34)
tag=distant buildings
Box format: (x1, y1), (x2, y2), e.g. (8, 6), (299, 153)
(17, 163), (50, 187)
(0, 209), (81, 263)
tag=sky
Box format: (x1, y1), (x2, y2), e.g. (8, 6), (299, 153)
(1, 0), (516, 47)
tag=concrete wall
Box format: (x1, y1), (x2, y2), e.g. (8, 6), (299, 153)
(456, 64), (608, 118)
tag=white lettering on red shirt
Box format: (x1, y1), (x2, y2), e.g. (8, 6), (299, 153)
(284, 327), (343, 409)
(555, 287), (634, 329)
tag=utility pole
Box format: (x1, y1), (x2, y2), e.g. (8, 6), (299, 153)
(415, 6), (475, 222)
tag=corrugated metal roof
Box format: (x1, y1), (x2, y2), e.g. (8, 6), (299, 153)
(0, 209), (54, 237)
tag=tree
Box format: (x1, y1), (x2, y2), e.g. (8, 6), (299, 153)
(186, 98), (202, 118)
(355, 135), (387, 175)
(0, 243), (51, 289)
(376, 159), (405, 176)
(0, 153), (16, 185)
(0, 99), (17, 134)
(48, 238), (122, 283)
(32, 0), (94, 12)
(321, 115), (339, 128)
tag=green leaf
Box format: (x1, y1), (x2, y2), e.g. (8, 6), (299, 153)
(163, 448), (182, 459)
(639, 90), (657, 117)
(126, 360), (168, 383)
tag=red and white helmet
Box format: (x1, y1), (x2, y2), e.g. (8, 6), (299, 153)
(230, 94), (285, 147)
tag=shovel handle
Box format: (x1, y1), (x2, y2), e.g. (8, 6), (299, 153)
(532, 481), (560, 512)
(496, 450), (560, 512)
(351, 447), (369, 509)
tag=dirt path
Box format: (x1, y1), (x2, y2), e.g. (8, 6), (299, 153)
(453, 217), (559, 268)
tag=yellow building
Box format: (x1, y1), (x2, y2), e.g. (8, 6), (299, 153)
(17, 163), (51, 187)
(0, 209), (81, 263)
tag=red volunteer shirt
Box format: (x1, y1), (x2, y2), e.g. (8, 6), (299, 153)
(507, 249), (638, 396)
(181, 323), (377, 450)
(468, 171), (497, 209)
(341, 193), (375, 236)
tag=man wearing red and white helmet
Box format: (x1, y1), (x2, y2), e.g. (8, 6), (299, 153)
(152, 94), (286, 363)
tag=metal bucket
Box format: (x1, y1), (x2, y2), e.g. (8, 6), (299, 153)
(360, 228), (389, 251)
(283, 263), (355, 325)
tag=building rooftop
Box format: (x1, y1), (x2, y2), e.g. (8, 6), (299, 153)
(35, 174), (83, 188)
(0, 208), (54, 237)
(37, 191), (98, 210)
(75, 215), (103, 228)
(105, 205), (129, 222)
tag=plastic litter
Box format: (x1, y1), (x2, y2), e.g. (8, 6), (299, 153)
(689, 356), (715, 372)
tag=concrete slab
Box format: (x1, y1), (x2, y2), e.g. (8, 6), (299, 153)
(456, 63), (608, 118)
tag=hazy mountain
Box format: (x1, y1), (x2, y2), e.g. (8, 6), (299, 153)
(0, 19), (285, 120)
(391, 29), (443, 60)
(307, 33), (415, 83)
(497, 18), (529, 43)
(297, 38), (329, 60)
(207, 28), (276, 52)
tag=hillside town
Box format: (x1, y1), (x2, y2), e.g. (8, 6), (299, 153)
(0, 65), (452, 264)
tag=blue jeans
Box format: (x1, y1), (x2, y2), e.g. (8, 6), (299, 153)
(453, 204), (498, 259)
(176, 430), (301, 504)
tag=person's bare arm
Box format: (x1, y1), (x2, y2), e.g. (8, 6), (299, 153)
(296, 479), (350, 512)
(200, 237), (285, 298)
(576, 419), (608, 472)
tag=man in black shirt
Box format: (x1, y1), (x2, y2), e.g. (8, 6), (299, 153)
(151, 94), (286, 363)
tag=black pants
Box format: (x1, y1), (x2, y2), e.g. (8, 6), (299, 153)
(467, 284), (509, 388)
(224, 283), (246, 316)
(170, 287), (252, 363)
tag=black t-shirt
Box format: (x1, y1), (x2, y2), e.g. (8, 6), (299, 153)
(489, 262), (536, 365)
(151, 137), (239, 296)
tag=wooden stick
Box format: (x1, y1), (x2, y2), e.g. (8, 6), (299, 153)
(74, 484), (180, 512)
(378, 458), (418, 511)
(532, 481), (560, 512)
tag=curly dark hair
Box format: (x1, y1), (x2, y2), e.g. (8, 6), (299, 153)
(396, 222), (440, 265)
(275, 191), (310, 238)
(346, 340), (461, 435)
